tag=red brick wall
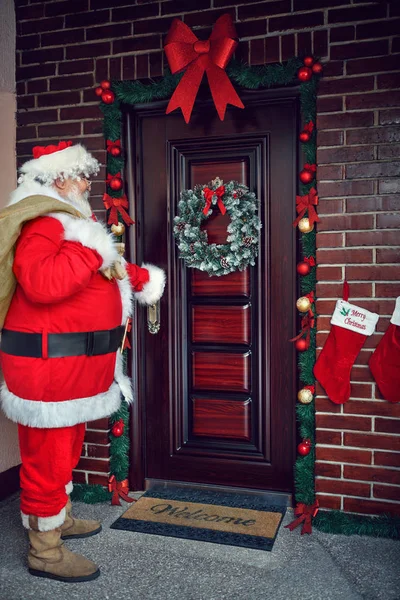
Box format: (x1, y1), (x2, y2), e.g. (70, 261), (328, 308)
(15, 0), (400, 513)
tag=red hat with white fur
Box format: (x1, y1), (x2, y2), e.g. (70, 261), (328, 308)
(18, 141), (100, 186)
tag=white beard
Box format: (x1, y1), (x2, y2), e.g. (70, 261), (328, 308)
(66, 186), (92, 218)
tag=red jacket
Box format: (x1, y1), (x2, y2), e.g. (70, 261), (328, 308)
(0, 210), (165, 428)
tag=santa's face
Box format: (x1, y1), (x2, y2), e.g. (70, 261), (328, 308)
(55, 176), (92, 217)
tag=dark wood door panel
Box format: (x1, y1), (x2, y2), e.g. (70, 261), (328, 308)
(192, 305), (251, 345)
(192, 351), (251, 393)
(191, 269), (250, 297)
(192, 398), (251, 441)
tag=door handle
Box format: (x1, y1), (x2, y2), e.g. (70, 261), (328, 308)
(147, 301), (161, 334)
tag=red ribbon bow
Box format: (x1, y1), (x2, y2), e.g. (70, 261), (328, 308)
(102, 193), (134, 226)
(303, 121), (314, 134)
(304, 385), (315, 394)
(108, 476), (136, 506)
(107, 172), (122, 184)
(293, 187), (320, 228)
(203, 185), (227, 215)
(305, 291), (315, 304)
(164, 14), (244, 123)
(106, 139), (121, 152)
(32, 140), (72, 159)
(303, 163), (317, 172)
(285, 500), (319, 535)
(304, 256), (316, 267)
(289, 310), (315, 347)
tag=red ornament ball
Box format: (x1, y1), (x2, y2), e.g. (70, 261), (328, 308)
(101, 90), (115, 104)
(112, 420), (124, 437)
(299, 169), (314, 184)
(295, 338), (309, 352)
(110, 146), (121, 157)
(312, 62), (323, 74)
(297, 440), (312, 456)
(109, 176), (123, 191)
(303, 56), (314, 67)
(299, 131), (311, 143)
(298, 66), (312, 82)
(297, 261), (311, 276)
(95, 86), (104, 97)
(100, 79), (111, 89)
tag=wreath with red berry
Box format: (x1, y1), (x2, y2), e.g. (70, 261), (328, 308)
(173, 178), (261, 277)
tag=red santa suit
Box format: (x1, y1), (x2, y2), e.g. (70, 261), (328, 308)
(0, 176), (165, 531)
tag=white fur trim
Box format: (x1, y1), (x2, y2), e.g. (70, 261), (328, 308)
(18, 144), (99, 187)
(50, 212), (119, 269)
(21, 508), (66, 532)
(1, 381), (122, 428)
(114, 352), (133, 403)
(65, 481), (73, 495)
(116, 264), (134, 323)
(134, 263), (166, 306)
(390, 297), (400, 326)
(331, 300), (379, 336)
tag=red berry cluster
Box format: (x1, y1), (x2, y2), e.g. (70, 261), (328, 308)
(95, 80), (115, 104)
(297, 56), (323, 82)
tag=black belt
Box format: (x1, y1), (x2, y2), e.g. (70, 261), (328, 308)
(0, 326), (126, 358)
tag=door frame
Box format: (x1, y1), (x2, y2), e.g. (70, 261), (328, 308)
(124, 86), (301, 492)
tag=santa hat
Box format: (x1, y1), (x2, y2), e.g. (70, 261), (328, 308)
(18, 141), (100, 186)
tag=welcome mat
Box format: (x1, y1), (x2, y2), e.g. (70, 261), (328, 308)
(110, 486), (286, 551)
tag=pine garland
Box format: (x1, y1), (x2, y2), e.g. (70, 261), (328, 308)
(83, 56), (399, 540)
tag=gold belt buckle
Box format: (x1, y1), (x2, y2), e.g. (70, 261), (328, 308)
(120, 318), (132, 353)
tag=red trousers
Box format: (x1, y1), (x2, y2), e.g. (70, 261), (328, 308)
(18, 423), (85, 530)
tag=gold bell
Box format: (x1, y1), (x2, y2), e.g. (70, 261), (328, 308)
(296, 296), (312, 313)
(298, 218), (314, 233)
(111, 222), (125, 236)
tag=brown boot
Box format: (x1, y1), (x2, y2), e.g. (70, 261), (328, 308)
(28, 526), (100, 582)
(61, 498), (102, 540)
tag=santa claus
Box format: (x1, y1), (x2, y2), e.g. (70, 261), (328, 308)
(0, 141), (165, 582)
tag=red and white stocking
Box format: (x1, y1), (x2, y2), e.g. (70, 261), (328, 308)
(314, 285), (379, 404)
(369, 297), (400, 403)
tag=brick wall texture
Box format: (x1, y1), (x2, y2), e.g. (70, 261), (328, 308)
(14, 0), (400, 515)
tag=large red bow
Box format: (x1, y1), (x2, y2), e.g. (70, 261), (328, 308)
(203, 185), (227, 215)
(289, 310), (315, 347)
(284, 500), (319, 535)
(164, 14), (244, 123)
(102, 193), (134, 226)
(32, 140), (72, 159)
(293, 187), (320, 228)
(108, 476), (136, 506)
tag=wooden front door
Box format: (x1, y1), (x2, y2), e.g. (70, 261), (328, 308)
(126, 88), (299, 493)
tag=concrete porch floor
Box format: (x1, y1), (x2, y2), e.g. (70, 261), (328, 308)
(0, 492), (399, 600)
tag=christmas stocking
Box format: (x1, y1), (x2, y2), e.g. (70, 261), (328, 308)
(369, 297), (400, 403)
(314, 283), (379, 404)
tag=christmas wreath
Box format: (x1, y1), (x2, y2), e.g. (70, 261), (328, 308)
(173, 178), (261, 277)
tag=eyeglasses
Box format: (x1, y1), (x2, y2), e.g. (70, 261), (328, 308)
(82, 177), (92, 189)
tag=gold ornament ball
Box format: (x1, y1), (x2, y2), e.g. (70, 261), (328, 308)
(111, 222), (125, 236)
(298, 218), (314, 233)
(296, 296), (312, 312)
(297, 388), (313, 404)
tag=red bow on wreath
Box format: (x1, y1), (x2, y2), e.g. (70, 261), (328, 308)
(203, 185), (227, 215)
(285, 500), (319, 535)
(164, 14), (244, 123)
(108, 475), (136, 506)
(293, 187), (320, 228)
(102, 193), (134, 226)
(289, 310), (315, 347)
